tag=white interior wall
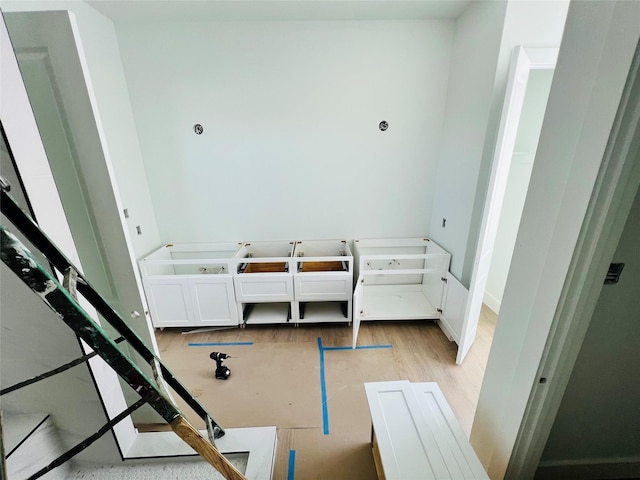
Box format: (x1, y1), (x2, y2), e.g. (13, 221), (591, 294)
(1, 0), (161, 259)
(538, 182), (640, 470)
(484, 69), (553, 313)
(116, 20), (453, 243)
(470, 1), (640, 478)
(15, 51), (118, 303)
(457, 0), (569, 285)
(428, 0), (507, 281)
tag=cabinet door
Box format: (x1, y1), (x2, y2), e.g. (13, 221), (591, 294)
(143, 278), (193, 327)
(189, 276), (238, 326)
(439, 272), (469, 347)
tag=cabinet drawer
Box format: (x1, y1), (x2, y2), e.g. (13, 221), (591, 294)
(234, 274), (294, 302)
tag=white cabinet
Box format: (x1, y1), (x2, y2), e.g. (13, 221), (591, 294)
(139, 238), (471, 340)
(292, 240), (353, 324)
(233, 241), (296, 325)
(139, 239), (352, 328)
(138, 243), (241, 328)
(352, 238), (468, 348)
(365, 381), (489, 480)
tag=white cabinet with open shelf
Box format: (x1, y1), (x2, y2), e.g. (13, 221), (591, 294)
(233, 241), (296, 325)
(292, 239), (353, 324)
(353, 238), (468, 348)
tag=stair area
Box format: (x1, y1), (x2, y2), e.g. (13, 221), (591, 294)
(1, 186), (276, 480)
(3, 414), (70, 480)
(2, 412), (274, 479)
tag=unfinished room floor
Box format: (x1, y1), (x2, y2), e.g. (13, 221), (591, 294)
(153, 305), (497, 480)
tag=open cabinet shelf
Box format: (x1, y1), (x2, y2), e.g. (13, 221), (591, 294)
(292, 239), (353, 325)
(353, 238), (466, 349)
(359, 284), (439, 320)
(233, 241), (296, 325)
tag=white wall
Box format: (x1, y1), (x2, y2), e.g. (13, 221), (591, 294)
(538, 184), (640, 473)
(455, 0), (568, 284)
(428, 0), (507, 280)
(116, 20), (453, 243)
(14, 46), (118, 302)
(1, 0), (161, 259)
(470, 2), (640, 478)
(484, 69), (553, 313)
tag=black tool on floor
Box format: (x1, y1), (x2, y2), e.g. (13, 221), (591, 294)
(209, 351), (232, 380)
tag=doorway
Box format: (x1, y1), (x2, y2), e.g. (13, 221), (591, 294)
(483, 68), (554, 313)
(458, 47), (557, 364)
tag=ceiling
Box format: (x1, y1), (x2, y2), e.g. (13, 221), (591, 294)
(86, 0), (472, 24)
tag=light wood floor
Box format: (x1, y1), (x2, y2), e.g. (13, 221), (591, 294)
(155, 304), (497, 479)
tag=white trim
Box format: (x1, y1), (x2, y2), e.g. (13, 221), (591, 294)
(481, 291), (500, 315)
(522, 47), (558, 69)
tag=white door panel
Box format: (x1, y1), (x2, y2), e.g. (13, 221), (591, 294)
(439, 272), (468, 345)
(190, 277), (238, 326)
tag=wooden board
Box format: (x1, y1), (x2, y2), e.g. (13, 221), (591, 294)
(300, 261), (346, 272)
(243, 262), (287, 274)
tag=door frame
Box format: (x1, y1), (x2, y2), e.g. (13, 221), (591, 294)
(457, 46), (557, 365)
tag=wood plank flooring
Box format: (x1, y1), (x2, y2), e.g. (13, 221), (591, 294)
(154, 305), (497, 479)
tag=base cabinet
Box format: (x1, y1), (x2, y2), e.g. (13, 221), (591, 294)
(233, 241), (296, 325)
(140, 240), (354, 328)
(139, 243), (241, 328)
(139, 238), (462, 333)
(352, 238), (452, 347)
(292, 240), (353, 324)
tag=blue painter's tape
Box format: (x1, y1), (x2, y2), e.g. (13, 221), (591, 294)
(323, 344), (393, 351)
(317, 337), (329, 435)
(316, 339), (392, 434)
(287, 449), (296, 480)
(187, 342), (254, 347)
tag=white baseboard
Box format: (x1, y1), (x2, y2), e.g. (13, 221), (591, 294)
(482, 291), (500, 314)
(437, 318), (458, 343)
(536, 457), (640, 479)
